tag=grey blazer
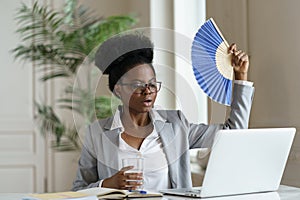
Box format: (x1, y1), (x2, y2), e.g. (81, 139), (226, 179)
(72, 84), (254, 191)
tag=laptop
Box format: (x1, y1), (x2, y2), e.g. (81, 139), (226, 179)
(160, 128), (296, 198)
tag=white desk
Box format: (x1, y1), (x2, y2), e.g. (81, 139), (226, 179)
(1, 185), (300, 200)
(278, 185), (300, 200)
(161, 185), (300, 200)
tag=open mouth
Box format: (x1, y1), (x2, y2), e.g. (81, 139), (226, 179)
(142, 99), (152, 107)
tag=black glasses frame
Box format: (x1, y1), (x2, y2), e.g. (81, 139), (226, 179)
(119, 81), (162, 94)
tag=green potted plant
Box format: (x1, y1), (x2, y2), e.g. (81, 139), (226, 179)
(13, 0), (137, 150)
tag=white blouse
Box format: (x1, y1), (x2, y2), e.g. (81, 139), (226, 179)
(100, 108), (171, 191)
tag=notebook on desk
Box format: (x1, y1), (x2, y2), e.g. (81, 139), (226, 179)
(160, 128), (296, 198)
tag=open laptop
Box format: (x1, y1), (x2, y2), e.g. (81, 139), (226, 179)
(160, 128), (296, 198)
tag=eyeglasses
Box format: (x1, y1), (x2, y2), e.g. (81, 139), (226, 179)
(119, 81), (162, 94)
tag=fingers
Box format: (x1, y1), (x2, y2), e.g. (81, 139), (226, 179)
(112, 167), (144, 190)
(232, 50), (246, 66)
(228, 43), (237, 54)
(233, 51), (249, 67)
(120, 166), (134, 173)
(238, 54), (248, 67)
(228, 43), (249, 67)
(104, 167), (144, 189)
(124, 172), (143, 180)
(122, 171), (143, 190)
(124, 179), (143, 190)
(228, 43), (249, 80)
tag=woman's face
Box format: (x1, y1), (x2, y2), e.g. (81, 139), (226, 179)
(115, 64), (159, 114)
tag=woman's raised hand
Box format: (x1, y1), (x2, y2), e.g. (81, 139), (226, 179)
(228, 43), (249, 81)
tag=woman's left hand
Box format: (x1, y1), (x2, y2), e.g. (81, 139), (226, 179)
(228, 43), (249, 81)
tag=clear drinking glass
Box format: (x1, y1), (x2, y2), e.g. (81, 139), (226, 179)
(122, 157), (144, 190)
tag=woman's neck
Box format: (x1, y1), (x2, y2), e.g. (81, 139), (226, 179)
(120, 108), (151, 127)
(120, 107), (153, 138)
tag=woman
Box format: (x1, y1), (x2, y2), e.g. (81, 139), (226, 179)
(72, 34), (254, 191)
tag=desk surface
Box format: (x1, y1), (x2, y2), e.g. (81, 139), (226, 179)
(1, 185), (300, 200)
(277, 185), (300, 200)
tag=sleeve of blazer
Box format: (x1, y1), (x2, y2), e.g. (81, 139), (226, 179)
(187, 83), (255, 149)
(72, 125), (100, 191)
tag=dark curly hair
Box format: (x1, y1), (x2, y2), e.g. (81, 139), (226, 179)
(95, 34), (155, 93)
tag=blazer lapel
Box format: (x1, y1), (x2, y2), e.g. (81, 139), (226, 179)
(155, 120), (179, 188)
(101, 118), (122, 171)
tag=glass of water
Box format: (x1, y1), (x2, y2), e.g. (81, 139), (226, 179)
(122, 157), (144, 190)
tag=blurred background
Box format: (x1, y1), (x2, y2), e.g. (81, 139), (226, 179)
(0, 0), (300, 193)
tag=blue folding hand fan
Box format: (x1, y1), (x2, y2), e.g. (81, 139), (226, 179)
(191, 18), (233, 106)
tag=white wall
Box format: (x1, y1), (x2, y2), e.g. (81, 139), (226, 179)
(151, 0), (208, 123)
(0, 0), (45, 193)
(173, 0), (207, 124)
